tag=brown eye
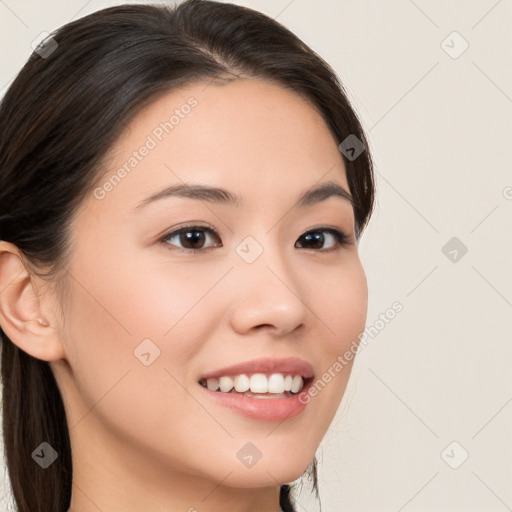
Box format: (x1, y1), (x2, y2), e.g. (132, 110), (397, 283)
(161, 226), (222, 252)
(295, 228), (349, 252)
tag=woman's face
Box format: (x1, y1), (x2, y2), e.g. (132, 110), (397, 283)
(51, 78), (367, 493)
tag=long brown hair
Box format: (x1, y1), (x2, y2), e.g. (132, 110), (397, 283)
(0, 1), (375, 511)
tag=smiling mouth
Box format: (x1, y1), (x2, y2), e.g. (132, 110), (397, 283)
(198, 374), (313, 399)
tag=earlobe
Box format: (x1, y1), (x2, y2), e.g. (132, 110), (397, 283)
(0, 241), (65, 362)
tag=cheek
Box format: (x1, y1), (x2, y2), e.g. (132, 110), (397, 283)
(65, 243), (220, 345)
(60, 259), (223, 471)
(312, 256), (368, 353)
(61, 249), (225, 405)
(301, 257), (367, 415)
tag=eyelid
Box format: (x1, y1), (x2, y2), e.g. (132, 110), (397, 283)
(302, 224), (353, 241)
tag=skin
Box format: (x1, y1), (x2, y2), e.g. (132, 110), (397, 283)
(0, 78), (367, 512)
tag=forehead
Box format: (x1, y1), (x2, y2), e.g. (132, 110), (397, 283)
(92, 78), (349, 213)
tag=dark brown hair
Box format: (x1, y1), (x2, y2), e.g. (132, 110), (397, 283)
(0, 1), (375, 511)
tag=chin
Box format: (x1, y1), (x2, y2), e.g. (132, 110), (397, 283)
(217, 455), (313, 489)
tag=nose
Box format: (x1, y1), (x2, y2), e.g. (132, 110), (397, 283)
(228, 240), (309, 338)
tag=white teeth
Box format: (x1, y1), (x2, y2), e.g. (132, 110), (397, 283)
(219, 376), (234, 393)
(284, 375), (293, 391)
(203, 373), (306, 394)
(250, 373), (268, 393)
(206, 377), (219, 391)
(234, 374), (250, 392)
(290, 375), (304, 393)
(268, 373), (285, 394)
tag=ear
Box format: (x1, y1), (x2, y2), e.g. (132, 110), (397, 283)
(0, 241), (66, 362)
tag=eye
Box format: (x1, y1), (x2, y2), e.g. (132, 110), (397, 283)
(159, 225), (351, 254)
(295, 227), (351, 252)
(160, 225), (222, 253)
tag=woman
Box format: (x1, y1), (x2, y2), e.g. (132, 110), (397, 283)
(0, 1), (375, 511)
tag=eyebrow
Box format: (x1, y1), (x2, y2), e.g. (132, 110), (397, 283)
(130, 179), (353, 212)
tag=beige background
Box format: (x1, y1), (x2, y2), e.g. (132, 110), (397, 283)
(1, 1), (511, 511)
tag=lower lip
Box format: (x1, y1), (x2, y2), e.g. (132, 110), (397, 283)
(198, 381), (312, 422)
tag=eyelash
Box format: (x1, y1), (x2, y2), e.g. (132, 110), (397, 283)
(159, 224), (352, 254)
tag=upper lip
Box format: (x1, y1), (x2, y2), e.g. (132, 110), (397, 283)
(199, 357), (315, 380)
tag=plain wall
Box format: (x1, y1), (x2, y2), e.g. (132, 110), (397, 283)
(1, 1), (511, 511)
